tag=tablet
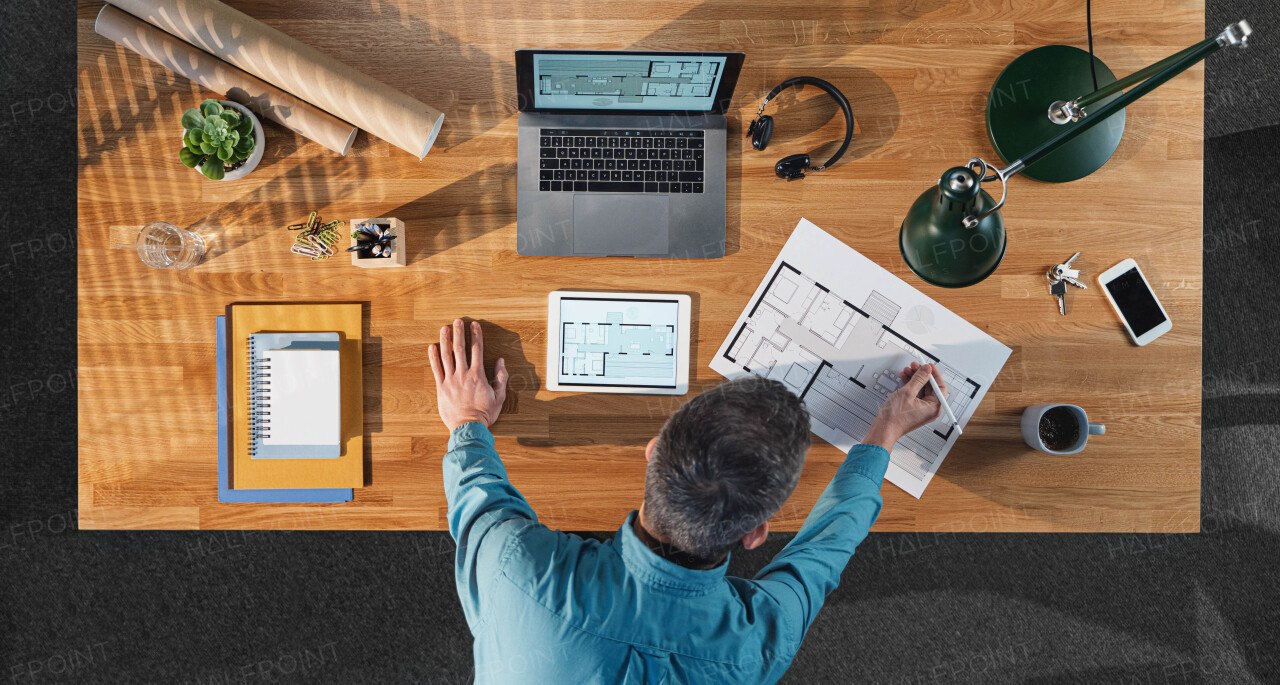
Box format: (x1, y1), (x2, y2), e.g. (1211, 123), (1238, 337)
(547, 291), (691, 395)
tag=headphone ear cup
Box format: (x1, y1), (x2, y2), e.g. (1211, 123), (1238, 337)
(751, 115), (774, 151)
(775, 153), (811, 180)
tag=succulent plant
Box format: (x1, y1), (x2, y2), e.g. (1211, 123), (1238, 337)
(179, 99), (256, 181)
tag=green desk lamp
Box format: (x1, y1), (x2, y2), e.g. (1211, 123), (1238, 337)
(900, 20), (1252, 288)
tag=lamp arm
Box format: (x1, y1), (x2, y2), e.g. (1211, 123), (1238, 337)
(1025, 41), (1217, 168)
(961, 158), (1019, 229)
(1050, 21), (1250, 123)
(1074, 41), (1208, 110)
(962, 19), (1252, 229)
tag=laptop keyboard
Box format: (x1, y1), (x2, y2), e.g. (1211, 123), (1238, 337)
(538, 129), (705, 193)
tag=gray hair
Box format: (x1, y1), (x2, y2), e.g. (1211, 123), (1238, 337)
(644, 376), (811, 561)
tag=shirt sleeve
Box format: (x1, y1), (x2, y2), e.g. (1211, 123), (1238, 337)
(442, 422), (539, 631)
(752, 443), (890, 643)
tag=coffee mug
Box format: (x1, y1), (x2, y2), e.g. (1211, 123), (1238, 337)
(1021, 404), (1105, 455)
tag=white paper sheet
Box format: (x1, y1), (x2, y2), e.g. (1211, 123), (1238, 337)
(710, 218), (1011, 497)
(262, 349), (341, 447)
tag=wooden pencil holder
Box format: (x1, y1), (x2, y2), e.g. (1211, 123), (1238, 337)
(349, 217), (406, 268)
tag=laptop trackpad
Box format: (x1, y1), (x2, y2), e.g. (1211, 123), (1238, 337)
(573, 194), (669, 255)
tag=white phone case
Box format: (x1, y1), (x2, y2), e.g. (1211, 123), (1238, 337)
(1097, 258), (1172, 346)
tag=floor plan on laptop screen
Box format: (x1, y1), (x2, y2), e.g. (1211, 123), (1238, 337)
(710, 219), (1011, 498)
(532, 54), (727, 111)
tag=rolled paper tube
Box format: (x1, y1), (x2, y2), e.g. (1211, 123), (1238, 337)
(105, 0), (445, 159)
(94, 5), (358, 156)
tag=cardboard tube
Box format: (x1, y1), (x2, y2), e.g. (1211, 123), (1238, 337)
(105, 0), (445, 159)
(95, 5), (358, 156)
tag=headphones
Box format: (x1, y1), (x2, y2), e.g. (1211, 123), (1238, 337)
(746, 76), (854, 181)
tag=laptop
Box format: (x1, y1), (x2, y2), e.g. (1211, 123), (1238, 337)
(515, 50), (745, 258)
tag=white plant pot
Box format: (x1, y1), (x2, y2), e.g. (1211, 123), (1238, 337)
(180, 100), (265, 181)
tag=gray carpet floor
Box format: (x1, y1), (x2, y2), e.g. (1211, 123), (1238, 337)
(2, 2), (1277, 682)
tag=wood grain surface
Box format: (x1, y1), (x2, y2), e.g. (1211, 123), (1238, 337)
(76, 0), (1204, 531)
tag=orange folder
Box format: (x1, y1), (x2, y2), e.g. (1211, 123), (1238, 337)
(227, 302), (365, 490)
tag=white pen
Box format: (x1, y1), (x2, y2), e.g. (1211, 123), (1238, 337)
(927, 371), (962, 436)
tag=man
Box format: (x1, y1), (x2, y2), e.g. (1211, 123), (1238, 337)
(430, 319), (947, 683)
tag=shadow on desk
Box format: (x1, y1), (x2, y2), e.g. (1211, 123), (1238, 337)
(362, 303), (383, 487)
(387, 163), (517, 265)
(927, 349), (1040, 521)
(761, 66), (900, 167)
(313, 0), (515, 150)
(476, 298), (707, 448)
(192, 154), (371, 263)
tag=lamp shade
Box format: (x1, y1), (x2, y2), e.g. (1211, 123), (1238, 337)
(899, 166), (1007, 288)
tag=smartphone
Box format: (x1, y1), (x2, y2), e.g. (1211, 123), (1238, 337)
(1097, 259), (1172, 346)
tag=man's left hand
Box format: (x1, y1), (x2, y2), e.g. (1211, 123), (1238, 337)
(429, 319), (509, 430)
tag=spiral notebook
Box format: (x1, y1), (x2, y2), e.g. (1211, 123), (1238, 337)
(249, 333), (342, 459)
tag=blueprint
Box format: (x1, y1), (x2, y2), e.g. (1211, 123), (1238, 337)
(710, 219), (1012, 498)
(558, 297), (678, 389)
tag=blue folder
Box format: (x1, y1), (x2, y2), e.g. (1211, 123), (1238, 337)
(217, 316), (353, 503)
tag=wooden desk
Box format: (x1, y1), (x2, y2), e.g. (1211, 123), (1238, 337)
(77, 0), (1203, 532)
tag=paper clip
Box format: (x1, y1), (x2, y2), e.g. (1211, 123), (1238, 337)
(287, 212), (344, 261)
(290, 242), (323, 257)
(287, 211), (318, 231)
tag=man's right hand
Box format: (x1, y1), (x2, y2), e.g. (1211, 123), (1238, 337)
(429, 319), (509, 431)
(863, 362), (948, 452)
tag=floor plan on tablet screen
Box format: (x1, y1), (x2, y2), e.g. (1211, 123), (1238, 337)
(710, 219), (1011, 498)
(559, 297), (679, 388)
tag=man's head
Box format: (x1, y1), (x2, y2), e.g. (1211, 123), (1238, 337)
(642, 376), (811, 562)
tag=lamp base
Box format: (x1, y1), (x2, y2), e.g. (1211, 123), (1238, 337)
(986, 45), (1125, 183)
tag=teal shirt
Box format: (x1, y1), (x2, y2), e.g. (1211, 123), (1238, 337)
(443, 422), (890, 684)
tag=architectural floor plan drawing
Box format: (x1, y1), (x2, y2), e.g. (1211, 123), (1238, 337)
(711, 219), (1012, 497)
(536, 57), (720, 102)
(558, 297), (679, 389)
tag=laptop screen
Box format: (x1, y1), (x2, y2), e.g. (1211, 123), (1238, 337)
(530, 53), (729, 112)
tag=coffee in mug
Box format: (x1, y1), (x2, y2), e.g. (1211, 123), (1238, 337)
(1039, 406), (1081, 451)
(1021, 404), (1105, 454)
